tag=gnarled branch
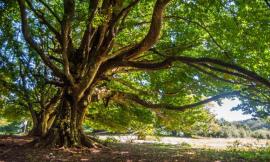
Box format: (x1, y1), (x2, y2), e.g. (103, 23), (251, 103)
(17, 0), (65, 79)
(117, 55), (270, 88)
(113, 91), (240, 111)
(25, 0), (62, 42)
(114, 0), (171, 60)
(61, 0), (75, 85)
(38, 0), (61, 23)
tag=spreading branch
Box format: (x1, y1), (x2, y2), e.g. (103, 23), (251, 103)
(78, 0), (99, 54)
(165, 16), (227, 54)
(38, 0), (61, 23)
(61, 0), (75, 85)
(113, 91), (240, 111)
(186, 63), (243, 84)
(17, 0), (65, 79)
(25, 0), (62, 42)
(116, 54), (270, 88)
(116, 0), (171, 60)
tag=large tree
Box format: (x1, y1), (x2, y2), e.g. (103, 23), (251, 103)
(1, 0), (270, 147)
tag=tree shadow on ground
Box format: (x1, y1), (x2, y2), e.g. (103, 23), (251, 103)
(0, 136), (269, 162)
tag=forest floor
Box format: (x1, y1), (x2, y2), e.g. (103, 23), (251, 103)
(0, 135), (270, 162)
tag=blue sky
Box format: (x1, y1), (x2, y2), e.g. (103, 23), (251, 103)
(209, 98), (252, 122)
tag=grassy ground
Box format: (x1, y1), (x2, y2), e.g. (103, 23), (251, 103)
(98, 135), (270, 148)
(0, 135), (270, 162)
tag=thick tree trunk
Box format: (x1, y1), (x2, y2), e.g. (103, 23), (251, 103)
(29, 90), (60, 137)
(32, 90), (101, 148)
(29, 119), (45, 137)
(29, 119), (40, 136)
(29, 107), (55, 137)
(29, 112), (54, 137)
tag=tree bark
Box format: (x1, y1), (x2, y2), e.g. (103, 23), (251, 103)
(29, 90), (61, 137)
(29, 119), (43, 137)
(29, 112), (54, 137)
(32, 89), (101, 148)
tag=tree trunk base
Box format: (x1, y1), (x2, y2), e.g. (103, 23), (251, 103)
(26, 91), (111, 149)
(28, 130), (106, 149)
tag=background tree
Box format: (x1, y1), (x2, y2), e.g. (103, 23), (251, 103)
(0, 1), (59, 136)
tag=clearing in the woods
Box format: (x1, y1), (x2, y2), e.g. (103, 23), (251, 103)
(1, 135), (269, 162)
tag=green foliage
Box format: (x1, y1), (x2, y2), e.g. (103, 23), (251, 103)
(85, 101), (155, 133)
(0, 120), (21, 135)
(199, 146), (270, 162)
(0, 0), (58, 128)
(155, 107), (216, 137)
(224, 140), (270, 161)
(179, 142), (192, 148)
(199, 118), (270, 139)
(103, 137), (120, 144)
(84, 98), (216, 137)
(251, 130), (270, 139)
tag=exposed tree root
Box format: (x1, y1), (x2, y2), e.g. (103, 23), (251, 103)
(0, 148), (12, 157)
(26, 131), (110, 151)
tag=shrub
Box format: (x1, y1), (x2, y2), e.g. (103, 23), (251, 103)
(103, 137), (120, 143)
(251, 130), (270, 139)
(179, 142), (192, 148)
